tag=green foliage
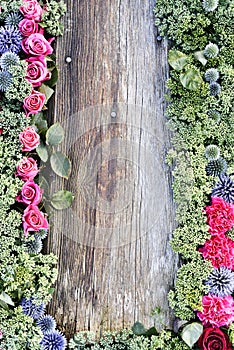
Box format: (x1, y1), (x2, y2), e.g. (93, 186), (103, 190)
(51, 190), (74, 210)
(181, 322), (203, 348)
(5, 61), (32, 102)
(50, 151), (72, 179)
(46, 122), (64, 145)
(0, 1), (23, 21)
(40, 0), (67, 36)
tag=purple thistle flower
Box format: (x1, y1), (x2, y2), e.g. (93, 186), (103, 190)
(212, 174), (234, 203)
(21, 297), (45, 320)
(0, 26), (22, 54)
(40, 331), (67, 350)
(205, 267), (234, 297)
(37, 315), (56, 334)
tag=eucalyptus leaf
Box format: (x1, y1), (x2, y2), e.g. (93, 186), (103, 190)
(51, 190), (74, 210)
(46, 123), (64, 146)
(50, 152), (71, 179)
(181, 322), (203, 348)
(45, 66), (59, 87)
(36, 142), (49, 162)
(0, 299), (9, 310)
(0, 291), (14, 306)
(194, 50), (207, 66)
(132, 322), (147, 336)
(168, 50), (189, 71)
(180, 68), (203, 91)
(39, 83), (54, 103)
(31, 112), (48, 133)
(39, 175), (50, 198)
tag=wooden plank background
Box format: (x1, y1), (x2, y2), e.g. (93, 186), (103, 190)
(46, 0), (179, 338)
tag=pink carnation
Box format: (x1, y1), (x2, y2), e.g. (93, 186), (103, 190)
(23, 89), (46, 117)
(197, 294), (234, 327)
(23, 205), (48, 236)
(205, 197), (234, 235)
(16, 157), (39, 181)
(19, 18), (39, 36)
(20, 0), (43, 22)
(22, 33), (53, 56)
(199, 233), (234, 270)
(19, 126), (40, 151)
(25, 56), (51, 87)
(16, 180), (42, 206)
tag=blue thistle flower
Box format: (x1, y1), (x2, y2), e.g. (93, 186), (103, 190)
(204, 43), (219, 59)
(5, 12), (23, 27)
(21, 297), (45, 320)
(212, 174), (234, 203)
(35, 229), (48, 240)
(0, 71), (12, 92)
(205, 144), (220, 161)
(0, 26), (22, 54)
(207, 109), (221, 123)
(206, 158), (227, 176)
(202, 0), (219, 12)
(209, 82), (221, 96)
(40, 331), (67, 350)
(24, 236), (43, 254)
(0, 51), (20, 70)
(205, 267), (234, 297)
(204, 68), (219, 82)
(37, 315), (56, 334)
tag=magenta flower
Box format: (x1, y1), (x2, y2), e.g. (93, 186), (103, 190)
(205, 197), (234, 235)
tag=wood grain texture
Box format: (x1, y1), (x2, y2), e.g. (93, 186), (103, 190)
(46, 0), (179, 338)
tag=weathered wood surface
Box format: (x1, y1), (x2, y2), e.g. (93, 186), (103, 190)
(46, 0), (179, 338)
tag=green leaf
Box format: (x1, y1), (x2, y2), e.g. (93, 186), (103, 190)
(36, 141), (49, 162)
(0, 291), (14, 306)
(145, 327), (158, 336)
(39, 176), (50, 198)
(38, 83), (54, 103)
(46, 123), (64, 146)
(132, 322), (147, 336)
(168, 50), (189, 71)
(51, 190), (74, 210)
(194, 50), (207, 66)
(31, 112), (48, 133)
(0, 299), (9, 310)
(45, 66), (59, 87)
(180, 68), (203, 91)
(50, 152), (71, 179)
(181, 322), (203, 348)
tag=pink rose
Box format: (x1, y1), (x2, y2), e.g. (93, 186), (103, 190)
(16, 180), (42, 206)
(16, 157), (39, 181)
(22, 33), (53, 56)
(205, 197), (234, 235)
(197, 294), (234, 328)
(20, 0), (43, 22)
(23, 205), (48, 236)
(19, 18), (39, 36)
(19, 126), (40, 151)
(25, 56), (51, 87)
(23, 89), (46, 117)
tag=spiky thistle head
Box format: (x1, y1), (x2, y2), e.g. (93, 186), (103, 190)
(209, 82), (221, 96)
(0, 25), (22, 54)
(205, 145), (220, 161)
(37, 315), (56, 335)
(205, 68), (219, 82)
(204, 43), (219, 59)
(21, 297), (45, 320)
(24, 236), (43, 254)
(202, 0), (219, 12)
(212, 174), (234, 203)
(207, 110), (221, 123)
(35, 229), (48, 240)
(40, 331), (67, 350)
(5, 12), (23, 27)
(205, 267), (234, 297)
(0, 71), (12, 92)
(206, 158), (227, 176)
(0, 51), (20, 70)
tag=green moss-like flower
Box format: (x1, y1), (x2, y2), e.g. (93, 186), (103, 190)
(204, 43), (219, 58)
(204, 68), (219, 82)
(207, 110), (221, 123)
(5, 61), (32, 102)
(206, 158), (227, 176)
(202, 0), (219, 12)
(40, 0), (67, 36)
(205, 145), (220, 161)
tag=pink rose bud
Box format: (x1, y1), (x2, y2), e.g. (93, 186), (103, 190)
(23, 204), (49, 236)
(23, 89), (46, 117)
(16, 157), (39, 181)
(19, 126), (40, 151)
(25, 56), (51, 87)
(22, 33), (53, 56)
(19, 18), (39, 36)
(16, 180), (42, 206)
(20, 0), (43, 22)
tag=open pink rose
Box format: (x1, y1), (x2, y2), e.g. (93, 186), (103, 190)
(16, 180), (42, 206)
(20, 0), (43, 22)
(26, 56), (51, 87)
(16, 157), (39, 181)
(23, 205), (48, 236)
(19, 18), (39, 36)
(23, 89), (45, 117)
(205, 197), (234, 235)
(19, 126), (40, 151)
(22, 33), (53, 56)
(197, 294), (234, 328)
